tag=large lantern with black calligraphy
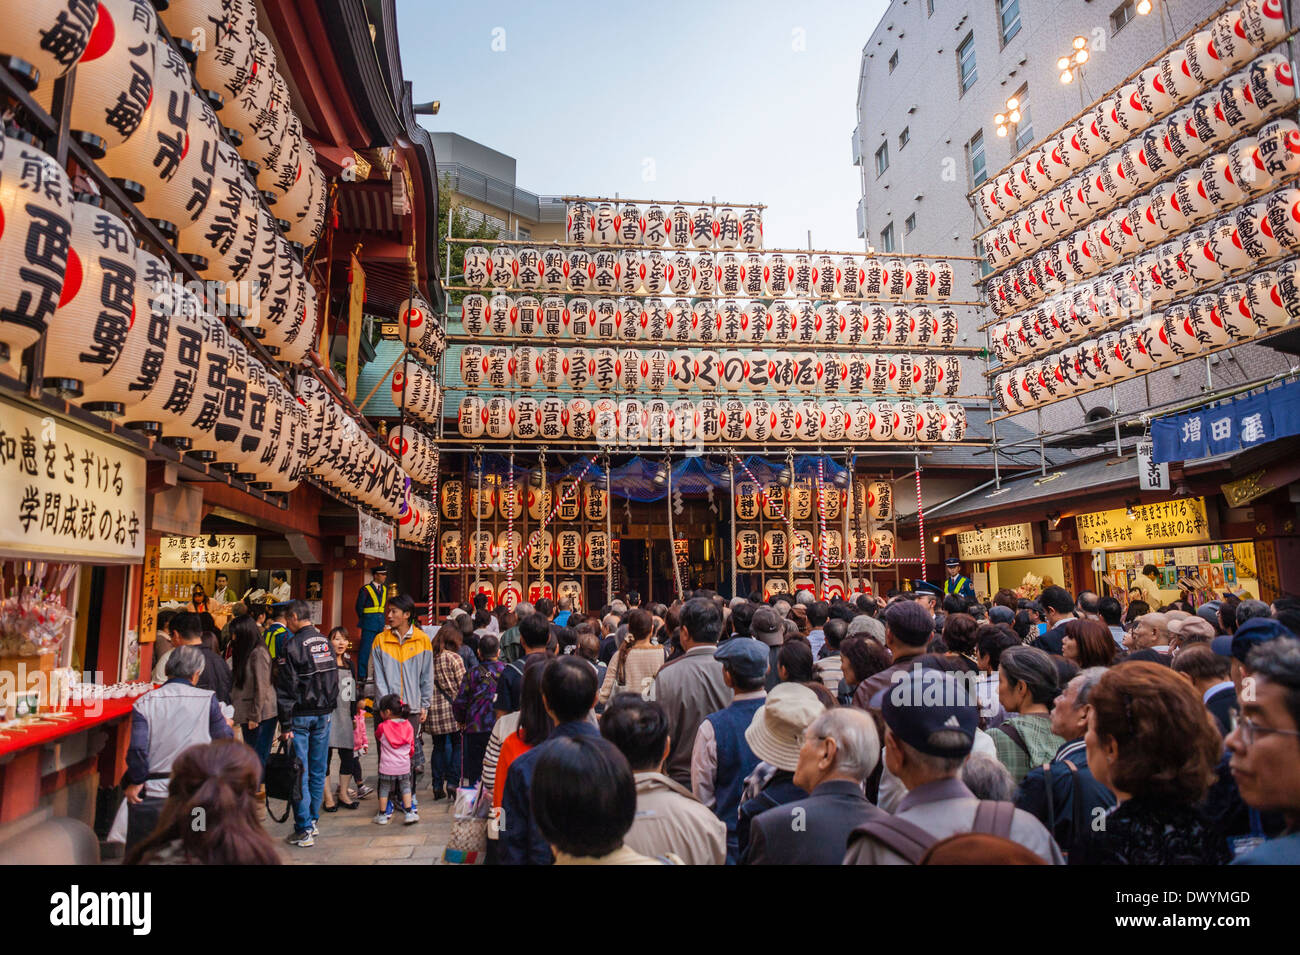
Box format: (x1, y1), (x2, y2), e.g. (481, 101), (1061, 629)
(98, 40), (220, 233)
(0, 136), (73, 366)
(1, 0), (97, 90)
(65, 0), (156, 154)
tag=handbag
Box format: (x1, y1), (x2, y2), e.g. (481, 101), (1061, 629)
(263, 738), (303, 824)
(442, 746), (488, 865)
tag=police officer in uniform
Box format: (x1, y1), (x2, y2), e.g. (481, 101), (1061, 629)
(943, 558), (976, 602)
(355, 565), (389, 682)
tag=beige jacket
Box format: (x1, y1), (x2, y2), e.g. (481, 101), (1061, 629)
(623, 772), (727, 866)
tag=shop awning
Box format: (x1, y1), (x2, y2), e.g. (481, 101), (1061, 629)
(934, 452), (1142, 530)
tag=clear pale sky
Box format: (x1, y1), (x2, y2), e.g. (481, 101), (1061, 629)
(395, 0), (891, 252)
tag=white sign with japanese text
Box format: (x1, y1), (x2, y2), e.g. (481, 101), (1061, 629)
(0, 402), (146, 563)
(1137, 441), (1169, 492)
(358, 510), (395, 561)
(957, 522), (1037, 561)
(161, 535), (257, 570)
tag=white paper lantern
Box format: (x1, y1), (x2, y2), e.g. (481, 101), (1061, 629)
(690, 207), (717, 248)
(1242, 0), (1288, 46)
(0, 136), (73, 364)
(1250, 53), (1296, 117)
(41, 198), (136, 398)
(867, 400), (896, 440)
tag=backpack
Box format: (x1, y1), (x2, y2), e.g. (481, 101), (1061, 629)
(855, 801), (1019, 865)
(454, 664), (502, 730)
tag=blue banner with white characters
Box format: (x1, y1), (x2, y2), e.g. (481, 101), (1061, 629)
(1151, 379), (1300, 463)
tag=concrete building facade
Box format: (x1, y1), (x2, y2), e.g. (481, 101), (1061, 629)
(430, 132), (565, 242)
(854, 0), (1295, 437)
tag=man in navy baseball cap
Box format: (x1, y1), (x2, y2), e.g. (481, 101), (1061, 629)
(845, 664), (1062, 865)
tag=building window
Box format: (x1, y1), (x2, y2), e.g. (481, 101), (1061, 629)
(889, 50), (899, 73)
(999, 0), (1022, 45)
(516, 226), (531, 240)
(1111, 0), (1135, 34)
(975, 239), (992, 277)
(899, 126), (910, 150)
(957, 33), (977, 94)
(880, 222), (896, 253)
(1012, 87), (1033, 151)
(905, 213), (917, 234)
(968, 129), (987, 188)
(875, 141), (890, 177)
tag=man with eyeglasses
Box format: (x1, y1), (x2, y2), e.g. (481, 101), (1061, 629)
(1226, 635), (1300, 864)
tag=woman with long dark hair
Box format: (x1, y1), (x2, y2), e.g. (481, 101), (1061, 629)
(125, 739), (281, 865)
(1062, 618), (1118, 670)
(324, 627), (365, 810)
(229, 615), (276, 774)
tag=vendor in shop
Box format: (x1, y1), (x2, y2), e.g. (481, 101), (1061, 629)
(271, 570), (291, 603)
(210, 572), (237, 606)
(355, 565), (389, 682)
(943, 558), (976, 602)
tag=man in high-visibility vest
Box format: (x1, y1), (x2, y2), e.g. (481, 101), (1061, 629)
(943, 558), (976, 603)
(356, 566), (389, 682)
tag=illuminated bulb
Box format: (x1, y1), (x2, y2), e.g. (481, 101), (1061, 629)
(1058, 56), (1071, 70)
(1075, 48), (1089, 64)
(997, 124), (1008, 137)
(995, 113), (1006, 125)
(1006, 97), (1020, 110)
(1073, 35), (1087, 50)
(1136, 0), (1152, 14)
(1061, 69), (1074, 84)
(1009, 109), (1021, 123)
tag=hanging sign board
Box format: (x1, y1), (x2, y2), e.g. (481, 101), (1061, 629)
(0, 401), (146, 563)
(1137, 440), (1170, 492)
(957, 522), (1038, 561)
(1076, 498), (1211, 550)
(161, 535), (258, 570)
(359, 510), (396, 561)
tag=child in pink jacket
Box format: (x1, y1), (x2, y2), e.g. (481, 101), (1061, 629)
(374, 695), (418, 825)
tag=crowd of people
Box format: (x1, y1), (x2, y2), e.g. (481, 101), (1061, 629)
(119, 573), (1300, 866)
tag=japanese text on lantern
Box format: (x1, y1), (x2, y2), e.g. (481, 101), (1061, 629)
(1076, 498), (1211, 550)
(0, 400), (146, 562)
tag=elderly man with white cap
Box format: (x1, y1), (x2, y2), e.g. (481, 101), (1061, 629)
(735, 682), (827, 863)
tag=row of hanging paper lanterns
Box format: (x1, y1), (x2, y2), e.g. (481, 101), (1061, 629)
(386, 423), (440, 487)
(991, 184), (1300, 374)
(461, 294), (961, 348)
(458, 345), (963, 397)
(566, 201), (762, 250)
(983, 110), (1300, 276)
(446, 529), (611, 573)
(985, 110), (1300, 318)
(734, 478), (894, 522)
(391, 361), (444, 425)
(440, 480), (609, 523)
(462, 246), (957, 301)
(159, 0), (327, 246)
(730, 528), (896, 570)
(36, 208), (305, 492)
(977, 0), (1290, 227)
(995, 260), (1300, 412)
(399, 293), (447, 365)
(456, 395), (969, 443)
(457, 579), (579, 612)
(988, 163), (1300, 322)
(298, 376), (408, 516)
(398, 493), (435, 545)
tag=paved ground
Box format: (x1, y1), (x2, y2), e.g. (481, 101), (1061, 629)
(264, 735), (459, 865)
